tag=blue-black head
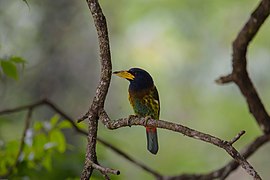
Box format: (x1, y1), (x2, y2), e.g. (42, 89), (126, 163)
(113, 68), (154, 91)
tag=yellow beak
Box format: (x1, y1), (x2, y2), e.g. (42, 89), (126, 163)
(113, 70), (135, 80)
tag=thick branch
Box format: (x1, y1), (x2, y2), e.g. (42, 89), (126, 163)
(79, 0), (112, 124)
(99, 110), (261, 179)
(81, 0), (112, 179)
(217, 0), (270, 133)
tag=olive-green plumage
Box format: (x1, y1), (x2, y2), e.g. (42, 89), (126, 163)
(113, 68), (160, 154)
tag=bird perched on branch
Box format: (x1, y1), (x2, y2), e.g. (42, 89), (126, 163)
(113, 68), (160, 154)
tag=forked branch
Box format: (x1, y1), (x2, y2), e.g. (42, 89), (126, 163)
(216, 0), (270, 133)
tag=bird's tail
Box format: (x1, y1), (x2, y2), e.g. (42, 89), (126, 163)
(146, 127), (159, 154)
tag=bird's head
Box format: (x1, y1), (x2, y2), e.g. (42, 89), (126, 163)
(113, 68), (154, 91)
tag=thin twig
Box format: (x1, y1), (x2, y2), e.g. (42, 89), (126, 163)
(92, 163), (120, 175)
(15, 109), (33, 167)
(0, 108), (33, 178)
(0, 100), (44, 115)
(229, 130), (246, 145)
(215, 74), (233, 84)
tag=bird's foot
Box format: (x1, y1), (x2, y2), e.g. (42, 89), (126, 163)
(127, 115), (137, 127)
(144, 116), (152, 127)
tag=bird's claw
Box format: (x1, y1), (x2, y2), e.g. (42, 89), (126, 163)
(144, 116), (152, 127)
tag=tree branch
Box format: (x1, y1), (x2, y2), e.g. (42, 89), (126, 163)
(99, 110), (261, 179)
(216, 0), (270, 133)
(228, 130), (246, 145)
(80, 0), (112, 179)
(91, 162), (120, 176)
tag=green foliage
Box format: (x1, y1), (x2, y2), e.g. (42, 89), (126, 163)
(0, 114), (69, 177)
(0, 56), (26, 80)
(9, 56), (27, 68)
(0, 140), (19, 175)
(1, 60), (18, 80)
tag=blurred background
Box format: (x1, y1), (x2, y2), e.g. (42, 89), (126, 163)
(1, 0), (270, 179)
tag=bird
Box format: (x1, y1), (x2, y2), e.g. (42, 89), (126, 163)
(113, 68), (160, 154)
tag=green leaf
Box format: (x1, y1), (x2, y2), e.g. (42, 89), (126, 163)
(1, 60), (18, 80)
(58, 121), (72, 129)
(10, 56), (27, 64)
(33, 133), (47, 158)
(10, 56), (27, 70)
(50, 115), (60, 127)
(49, 130), (66, 153)
(0, 140), (19, 174)
(5, 140), (19, 157)
(42, 154), (52, 171)
(33, 121), (43, 131)
(27, 160), (36, 169)
(0, 160), (8, 174)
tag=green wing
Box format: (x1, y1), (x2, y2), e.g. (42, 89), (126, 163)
(129, 86), (160, 120)
(151, 86), (160, 119)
